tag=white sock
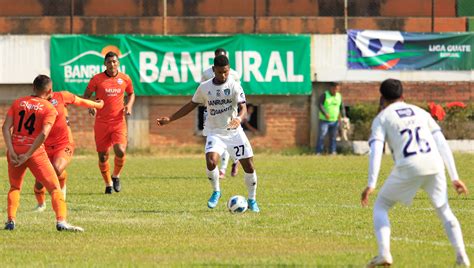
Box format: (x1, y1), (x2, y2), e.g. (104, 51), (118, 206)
(219, 151), (230, 172)
(436, 203), (467, 257)
(244, 171), (257, 200)
(206, 167), (220, 192)
(373, 196), (393, 259)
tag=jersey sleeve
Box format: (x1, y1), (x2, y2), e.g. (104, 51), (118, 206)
(426, 111), (441, 133)
(191, 86), (205, 104)
(60, 91), (77, 105)
(234, 83), (246, 103)
(125, 75), (134, 94)
(368, 116), (385, 145)
(43, 105), (58, 126)
(87, 76), (97, 93)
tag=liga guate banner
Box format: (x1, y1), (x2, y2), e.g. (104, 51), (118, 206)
(348, 30), (474, 70)
(50, 34), (311, 96)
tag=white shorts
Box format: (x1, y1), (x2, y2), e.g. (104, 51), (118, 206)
(205, 128), (254, 160)
(378, 171), (448, 208)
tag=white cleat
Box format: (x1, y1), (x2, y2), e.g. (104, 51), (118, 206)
(367, 255), (393, 268)
(56, 221), (84, 232)
(33, 204), (46, 212)
(456, 253), (471, 267)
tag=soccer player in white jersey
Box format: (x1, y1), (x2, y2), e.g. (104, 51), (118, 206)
(157, 55), (260, 212)
(361, 79), (470, 267)
(201, 48), (241, 179)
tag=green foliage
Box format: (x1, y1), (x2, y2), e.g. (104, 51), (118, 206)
(0, 154), (472, 266)
(347, 103), (380, 140)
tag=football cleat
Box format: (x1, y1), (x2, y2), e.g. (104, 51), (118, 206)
(207, 191), (221, 209)
(4, 220), (15, 230)
(33, 204), (46, 212)
(105, 186), (113, 194)
(366, 255), (393, 268)
(248, 199), (260, 213)
(56, 221), (84, 232)
(219, 171), (225, 179)
(456, 253), (471, 267)
(112, 176), (121, 192)
(231, 162), (239, 177)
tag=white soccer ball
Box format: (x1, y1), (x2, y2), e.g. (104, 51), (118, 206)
(227, 195), (248, 214)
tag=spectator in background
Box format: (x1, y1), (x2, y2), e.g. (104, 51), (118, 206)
(316, 82), (346, 155)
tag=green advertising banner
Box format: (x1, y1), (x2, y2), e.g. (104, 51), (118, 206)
(51, 34), (311, 96)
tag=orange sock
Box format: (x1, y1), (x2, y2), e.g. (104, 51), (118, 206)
(58, 170), (68, 189)
(99, 161), (111, 186)
(50, 189), (67, 221)
(113, 156), (126, 178)
(34, 185), (46, 205)
(7, 187), (20, 221)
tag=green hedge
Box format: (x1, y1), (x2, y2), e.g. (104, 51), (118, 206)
(347, 102), (474, 140)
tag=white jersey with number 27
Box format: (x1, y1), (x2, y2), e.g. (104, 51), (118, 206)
(369, 102), (444, 178)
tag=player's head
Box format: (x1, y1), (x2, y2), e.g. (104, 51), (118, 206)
(33, 74), (53, 98)
(104, 51), (119, 75)
(328, 82), (340, 95)
(214, 48), (227, 57)
(212, 55), (230, 83)
(380, 79), (403, 104)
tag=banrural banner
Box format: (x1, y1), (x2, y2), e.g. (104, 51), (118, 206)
(51, 34), (311, 96)
(348, 30), (474, 70)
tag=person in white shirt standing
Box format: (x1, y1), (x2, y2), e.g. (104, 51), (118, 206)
(361, 79), (470, 267)
(157, 55), (260, 212)
(201, 48), (241, 179)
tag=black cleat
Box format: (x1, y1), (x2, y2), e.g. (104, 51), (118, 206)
(112, 176), (121, 192)
(4, 220), (15, 230)
(105, 186), (113, 194)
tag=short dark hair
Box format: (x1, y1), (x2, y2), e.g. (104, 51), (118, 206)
(328, 82), (339, 88)
(213, 55), (229, 67)
(104, 51), (118, 61)
(380, 79), (403, 100)
(214, 48), (226, 56)
(33, 75), (52, 92)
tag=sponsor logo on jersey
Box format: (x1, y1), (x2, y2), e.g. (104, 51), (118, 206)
(207, 90), (212, 96)
(209, 106), (232, 116)
(395, 108), (415, 118)
(50, 99), (58, 106)
(224, 88), (230, 96)
(20, 101), (44, 111)
(117, 78), (124, 85)
(208, 99), (232, 106)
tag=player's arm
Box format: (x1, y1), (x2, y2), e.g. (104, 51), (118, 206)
(156, 101), (199, 126)
(83, 87), (96, 116)
(361, 139), (384, 206)
(2, 115), (19, 164)
(73, 96), (104, 109)
(433, 130), (468, 194)
(227, 102), (247, 129)
(15, 123), (54, 167)
(124, 92), (135, 116)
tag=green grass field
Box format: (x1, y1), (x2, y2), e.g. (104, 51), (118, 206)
(0, 153), (472, 266)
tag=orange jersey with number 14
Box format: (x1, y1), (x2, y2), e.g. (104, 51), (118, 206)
(45, 91), (77, 148)
(7, 96), (57, 147)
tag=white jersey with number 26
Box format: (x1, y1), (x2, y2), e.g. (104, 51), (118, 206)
(369, 102), (444, 178)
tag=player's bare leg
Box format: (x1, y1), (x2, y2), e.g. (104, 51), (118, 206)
(239, 157), (259, 212)
(206, 152), (221, 208)
(34, 156), (69, 211)
(98, 151), (112, 194)
(112, 143), (126, 192)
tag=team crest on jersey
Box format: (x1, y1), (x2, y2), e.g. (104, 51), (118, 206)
(50, 99), (58, 106)
(216, 89), (221, 97)
(117, 78), (124, 85)
(224, 88), (230, 96)
(395, 108), (415, 118)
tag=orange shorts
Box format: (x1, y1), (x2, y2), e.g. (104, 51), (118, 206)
(8, 145), (60, 192)
(94, 120), (127, 152)
(46, 142), (74, 163)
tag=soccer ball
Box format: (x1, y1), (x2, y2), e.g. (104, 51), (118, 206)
(227, 195), (248, 213)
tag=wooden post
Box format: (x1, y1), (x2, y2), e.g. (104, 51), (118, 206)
(163, 0), (167, 35)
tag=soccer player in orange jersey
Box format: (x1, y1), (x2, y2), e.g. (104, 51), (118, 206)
(2, 75), (83, 231)
(33, 91), (104, 212)
(83, 51), (135, 194)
